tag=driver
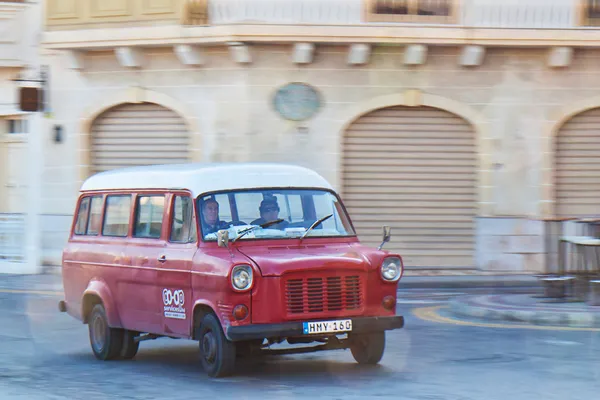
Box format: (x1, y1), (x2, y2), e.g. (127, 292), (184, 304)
(200, 197), (230, 235)
(251, 197), (289, 230)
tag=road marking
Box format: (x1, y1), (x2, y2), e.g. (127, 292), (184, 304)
(413, 305), (600, 332)
(0, 288), (63, 296)
(542, 339), (582, 346)
(397, 299), (444, 304)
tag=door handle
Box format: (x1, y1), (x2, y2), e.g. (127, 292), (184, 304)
(157, 255), (167, 263)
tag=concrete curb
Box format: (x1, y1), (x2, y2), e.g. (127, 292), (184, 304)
(399, 275), (540, 289)
(448, 295), (600, 328)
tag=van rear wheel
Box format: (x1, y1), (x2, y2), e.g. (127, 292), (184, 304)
(197, 313), (236, 377)
(88, 303), (123, 361)
(349, 331), (385, 365)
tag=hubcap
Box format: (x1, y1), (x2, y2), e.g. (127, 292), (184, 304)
(202, 331), (217, 364)
(91, 314), (106, 352)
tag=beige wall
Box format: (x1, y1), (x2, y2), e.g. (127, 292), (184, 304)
(43, 45), (600, 215)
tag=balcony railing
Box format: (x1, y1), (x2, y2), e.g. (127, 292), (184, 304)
(461, 0), (576, 29)
(209, 0), (581, 29)
(43, 0), (600, 31)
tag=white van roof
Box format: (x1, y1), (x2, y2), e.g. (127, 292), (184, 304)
(80, 163), (334, 197)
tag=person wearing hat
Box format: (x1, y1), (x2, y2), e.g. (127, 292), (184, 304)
(200, 197), (231, 236)
(251, 197), (289, 230)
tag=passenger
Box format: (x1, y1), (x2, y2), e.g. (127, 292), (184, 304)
(200, 197), (231, 235)
(251, 197), (289, 230)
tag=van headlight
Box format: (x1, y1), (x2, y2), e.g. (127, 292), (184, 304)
(381, 257), (402, 282)
(231, 265), (253, 291)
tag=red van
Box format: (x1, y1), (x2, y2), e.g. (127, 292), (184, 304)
(59, 163), (405, 377)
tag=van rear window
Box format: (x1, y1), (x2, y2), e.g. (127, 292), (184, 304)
(74, 195), (103, 236)
(74, 198), (90, 235)
(103, 195), (131, 237)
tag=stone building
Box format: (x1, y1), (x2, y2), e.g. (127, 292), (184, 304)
(2, 0), (600, 274)
(0, 0), (43, 273)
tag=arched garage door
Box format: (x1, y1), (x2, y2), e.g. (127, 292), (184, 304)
(342, 106), (477, 269)
(91, 102), (190, 174)
(556, 107), (600, 217)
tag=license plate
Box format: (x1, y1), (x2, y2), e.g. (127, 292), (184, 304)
(302, 319), (352, 335)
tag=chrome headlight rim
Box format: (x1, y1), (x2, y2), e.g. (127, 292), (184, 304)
(230, 264), (254, 292)
(381, 257), (402, 282)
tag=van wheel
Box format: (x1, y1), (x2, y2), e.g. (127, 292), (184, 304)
(197, 314), (236, 377)
(349, 331), (385, 365)
(120, 330), (140, 360)
(88, 303), (123, 361)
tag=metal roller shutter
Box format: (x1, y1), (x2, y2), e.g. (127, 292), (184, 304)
(556, 107), (600, 217)
(91, 102), (189, 174)
(342, 106), (477, 269)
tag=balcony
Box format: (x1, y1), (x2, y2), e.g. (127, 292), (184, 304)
(42, 0), (600, 50)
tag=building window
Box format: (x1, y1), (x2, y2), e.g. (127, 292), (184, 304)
(7, 119), (27, 134)
(580, 0), (600, 26)
(364, 0), (457, 23)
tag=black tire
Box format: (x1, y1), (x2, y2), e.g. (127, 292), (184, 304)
(350, 331), (385, 365)
(197, 313), (236, 377)
(120, 330), (140, 360)
(88, 303), (124, 361)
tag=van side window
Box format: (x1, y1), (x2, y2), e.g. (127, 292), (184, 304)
(134, 195), (165, 239)
(102, 195), (131, 237)
(87, 196), (103, 235)
(170, 195), (197, 243)
(74, 197), (90, 235)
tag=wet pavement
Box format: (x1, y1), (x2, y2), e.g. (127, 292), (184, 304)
(1, 284), (599, 399)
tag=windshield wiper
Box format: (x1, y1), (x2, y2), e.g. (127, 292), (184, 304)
(300, 214), (333, 240)
(231, 218), (284, 243)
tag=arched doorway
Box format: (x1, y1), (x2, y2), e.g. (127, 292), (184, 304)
(90, 102), (190, 174)
(555, 107), (600, 218)
(342, 105), (477, 269)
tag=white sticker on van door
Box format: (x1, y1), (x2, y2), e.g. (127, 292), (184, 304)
(163, 289), (186, 320)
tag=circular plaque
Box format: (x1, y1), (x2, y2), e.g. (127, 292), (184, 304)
(273, 82), (322, 121)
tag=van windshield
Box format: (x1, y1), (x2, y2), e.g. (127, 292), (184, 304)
(197, 189), (356, 241)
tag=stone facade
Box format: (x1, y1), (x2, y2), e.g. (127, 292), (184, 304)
(32, 44), (600, 271)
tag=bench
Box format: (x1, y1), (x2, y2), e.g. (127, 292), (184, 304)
(538, 235), (600, 300)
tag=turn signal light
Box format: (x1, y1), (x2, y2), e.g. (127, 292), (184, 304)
(233, 304), (249, 320)
(382, 296), (395, 310)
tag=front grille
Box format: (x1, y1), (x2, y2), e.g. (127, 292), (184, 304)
(285, 274), (363, 315)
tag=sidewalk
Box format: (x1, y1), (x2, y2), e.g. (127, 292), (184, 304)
(448, 292), (600, 328)
(0, 270), (542, 292)
(0, 273), (63, 293)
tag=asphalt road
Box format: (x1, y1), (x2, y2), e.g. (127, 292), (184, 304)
(1, 288), (599, 400)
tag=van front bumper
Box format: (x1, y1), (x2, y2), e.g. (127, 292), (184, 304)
(225, 315), (404, 342)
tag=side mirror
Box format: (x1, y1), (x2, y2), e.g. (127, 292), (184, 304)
(378, 225), (391, 250)
(217, 229), (229, 248)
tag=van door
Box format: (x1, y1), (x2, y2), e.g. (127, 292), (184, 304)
(158, 194), (197, 337)
(126, 193), (167, 335)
